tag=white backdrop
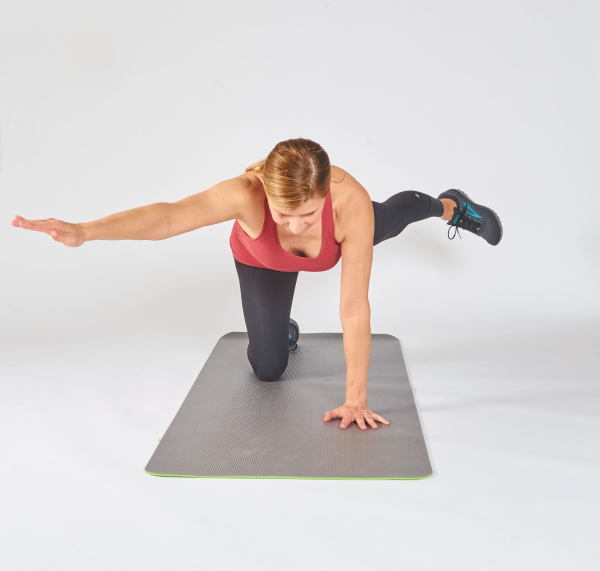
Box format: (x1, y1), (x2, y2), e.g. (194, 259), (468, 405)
(1, 1), (598, 570)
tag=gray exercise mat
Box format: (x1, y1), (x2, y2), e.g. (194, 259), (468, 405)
(145, 332), (432, 480)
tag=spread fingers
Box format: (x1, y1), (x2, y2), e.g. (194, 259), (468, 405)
(373, 414), (390, 425)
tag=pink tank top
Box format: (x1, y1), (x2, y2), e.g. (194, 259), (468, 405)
(229, 188), (342, 272)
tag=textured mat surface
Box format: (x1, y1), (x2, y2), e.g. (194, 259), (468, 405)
(145, 332), (432, 480)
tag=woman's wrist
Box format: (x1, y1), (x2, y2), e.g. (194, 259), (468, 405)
(344, 395), (368, 408)
(345, 377), (367, 406)
(78, 222), (92, 243)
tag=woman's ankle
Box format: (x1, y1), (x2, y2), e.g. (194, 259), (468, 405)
(440, 198), (457, 221)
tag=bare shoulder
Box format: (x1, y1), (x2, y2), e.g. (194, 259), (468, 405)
(330, 165), (374, 242)
(234, 170), (263, 197)
(229, 171), (269, 237)
(330, 165), (373, 207)
(230, 171), (266, 212)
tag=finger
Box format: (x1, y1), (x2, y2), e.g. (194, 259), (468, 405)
(373, 414), (390, 425)
(339, 414), (354, 429)
(15, 218), (39, 228)
(324, 409), (341, 422)
(22, 218), (49, 225)
(18, 219), (58, 234)
(355, 414), (368, 431)
(364, 415), (379, 429)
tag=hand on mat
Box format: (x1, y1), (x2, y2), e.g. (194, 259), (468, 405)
(323, 403), (390, 430)
(11, 215), (85, 247)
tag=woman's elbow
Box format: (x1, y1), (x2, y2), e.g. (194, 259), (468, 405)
(339, 301), (371, 321)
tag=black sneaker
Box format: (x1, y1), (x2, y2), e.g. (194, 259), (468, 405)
(438, 189), (503, 246)
(289, 318), (300, 352)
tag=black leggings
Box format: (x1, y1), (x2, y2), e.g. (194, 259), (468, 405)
(234, 190), (444, 382)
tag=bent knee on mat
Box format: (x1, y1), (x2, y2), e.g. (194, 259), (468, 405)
(252, 356), (289, 382)
(255, 369), (286, 382)
(246, 340), (290, 382)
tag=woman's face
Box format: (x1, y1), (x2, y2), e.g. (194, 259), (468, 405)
(259, 174), (325, 236)
(267, 196), (325, 236)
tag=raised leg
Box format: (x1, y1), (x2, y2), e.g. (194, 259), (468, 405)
(372, 190), (444, 246)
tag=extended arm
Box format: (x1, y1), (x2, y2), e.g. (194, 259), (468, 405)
(80, 202), (173, 242)
(11, 174), (252, 246)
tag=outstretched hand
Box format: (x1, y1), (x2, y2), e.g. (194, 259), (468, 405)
(11, 215), (85, 247)
(324, 402), (390, 430)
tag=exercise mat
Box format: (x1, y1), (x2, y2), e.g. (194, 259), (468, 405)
(145, 332), (432, 480)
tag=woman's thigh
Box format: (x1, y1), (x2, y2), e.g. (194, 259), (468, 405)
(234, 258), (299, 382)
(372, 190), (443, 246)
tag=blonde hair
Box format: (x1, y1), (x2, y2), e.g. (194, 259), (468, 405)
(246, 138), (336, 210)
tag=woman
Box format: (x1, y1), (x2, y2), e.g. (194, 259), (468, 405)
(11, 138), (503, 431)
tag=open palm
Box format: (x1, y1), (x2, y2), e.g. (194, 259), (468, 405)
(11, 215), (85, 247)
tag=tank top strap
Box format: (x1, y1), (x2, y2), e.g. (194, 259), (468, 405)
(262, 194), (274, 230)
(323, 188), (335, 240)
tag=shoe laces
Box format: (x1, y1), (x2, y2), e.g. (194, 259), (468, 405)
(448, 225), (462, 240)
(447, 210), (481, 240)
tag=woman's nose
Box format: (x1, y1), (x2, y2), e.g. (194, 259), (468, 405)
(289, 219), (303, 234)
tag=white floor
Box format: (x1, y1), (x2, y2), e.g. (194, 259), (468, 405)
(1, 317), (598, 571)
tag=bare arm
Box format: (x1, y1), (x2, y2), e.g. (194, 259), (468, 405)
(10, 174), (252, 247)
(338, 186), (374, 407)
(80, 202), (173, 242)
(165, 173), (251, 238)
(83, 173), (251, 241)
(323, 170), (390, 430)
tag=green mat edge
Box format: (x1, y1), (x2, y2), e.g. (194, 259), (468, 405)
(144, 469), (433, 480)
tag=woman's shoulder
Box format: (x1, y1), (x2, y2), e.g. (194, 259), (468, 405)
(233, 171), (268, 209)
(330, 165), (371, 204)
(236, 170), (264, 194)
(230, 171), (269, 238)
(330, 165), (373, 242)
